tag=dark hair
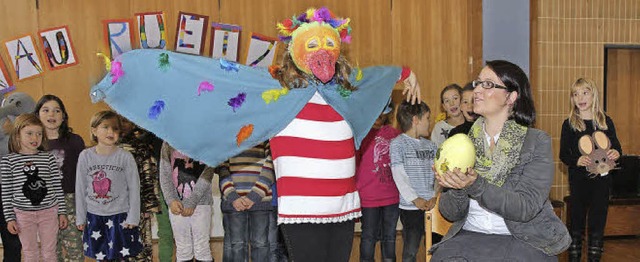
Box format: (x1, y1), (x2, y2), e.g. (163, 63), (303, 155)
(34, 94), (73, 140)
(485, 60), (536, 127)
(462, 81), (474, 92)
(396, 101), (430, 132)
(440, 84), (463, 103)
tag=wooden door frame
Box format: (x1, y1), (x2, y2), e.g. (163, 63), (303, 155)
(603, 44), (640, 111)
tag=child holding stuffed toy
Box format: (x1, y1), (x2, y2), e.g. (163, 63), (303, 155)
(560, 77), (622, 262)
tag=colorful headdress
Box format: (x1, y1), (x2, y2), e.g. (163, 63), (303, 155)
(277, 7), (352, 44)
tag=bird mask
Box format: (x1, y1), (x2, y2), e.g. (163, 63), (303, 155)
(278, 7), (351, 84)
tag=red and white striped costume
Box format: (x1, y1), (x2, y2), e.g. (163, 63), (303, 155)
(270, 92), (361, 224)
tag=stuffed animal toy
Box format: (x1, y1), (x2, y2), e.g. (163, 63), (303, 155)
(0, 92), (36, 155)
(578, 130), (617, 177)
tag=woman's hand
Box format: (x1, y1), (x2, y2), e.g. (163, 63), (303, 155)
(607, 149), (620, 161)
(59, 215), (68, 230)
(7, 221), (19, 234)
(577, 156), (591, 167)
(77, 224), (85, 231)
(436, 168), (477, 189)
(402, 71), (421, 105)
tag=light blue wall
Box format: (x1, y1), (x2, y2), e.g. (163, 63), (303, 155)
(483, 0), (530, 75)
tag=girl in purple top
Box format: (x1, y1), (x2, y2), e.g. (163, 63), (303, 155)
(35, 94), (86, 262)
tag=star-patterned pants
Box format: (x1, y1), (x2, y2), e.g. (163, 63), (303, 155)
(82, 212), (143, 261)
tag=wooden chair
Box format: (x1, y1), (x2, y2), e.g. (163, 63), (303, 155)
(425, 194), (452, 261)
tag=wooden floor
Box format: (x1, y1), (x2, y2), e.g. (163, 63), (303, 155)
(1, 235), (638, 261)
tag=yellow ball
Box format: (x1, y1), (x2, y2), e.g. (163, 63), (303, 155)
(434, 134), (476, 175)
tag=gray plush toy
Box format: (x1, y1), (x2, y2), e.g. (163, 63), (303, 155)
(0, 92), (36, 155)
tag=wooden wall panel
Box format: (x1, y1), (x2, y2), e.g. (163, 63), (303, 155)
(606, 48), (640, 155)
(0, 0), (42, 102)
(0, 0), (480, 144)
(219, 0), (392, 67)
(531, 0), (640, 200)
(392, 0), (481, 117)
(36, 0), (130, 141)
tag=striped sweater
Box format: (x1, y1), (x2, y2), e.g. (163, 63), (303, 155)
(217, 141), (274, 211)
(270, 92), (361, 224)
(1, 152), (66, 221)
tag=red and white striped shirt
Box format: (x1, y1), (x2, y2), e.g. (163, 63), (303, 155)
(270, 92), (361, 224)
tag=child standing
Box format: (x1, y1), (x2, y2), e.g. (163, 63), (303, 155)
(75, 111), (142, 261)
(160, 142), (214, 262)
(1, 114), (67, 262)
(120, 118), (160, 262)
(355, 101), (401, 262)
(391, 101), (438, 262)
(34, 94), (86, 262)
(430, 84), (464, 146)
(560, 78), (621, 262)
(217, 141), (274, 262)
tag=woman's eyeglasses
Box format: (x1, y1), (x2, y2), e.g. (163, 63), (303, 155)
(472, 80), (509, 90)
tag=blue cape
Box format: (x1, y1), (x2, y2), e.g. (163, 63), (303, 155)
(91, 49), (401, 166)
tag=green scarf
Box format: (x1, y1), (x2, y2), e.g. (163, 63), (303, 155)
(469, 117), (528, 187)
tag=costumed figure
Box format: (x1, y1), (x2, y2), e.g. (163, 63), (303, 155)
(90, 7), (420, 261)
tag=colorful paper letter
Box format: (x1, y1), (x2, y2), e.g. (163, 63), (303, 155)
(174, 12), (209, 55)
(103, 19), (134, 58)
(0, 58), (15, 94)
(4, 35), (44, 81)
(135, 12), (167, 50)
(210, 23), (241, 61)
(245, 33), (279, 68)
(39, 26), (79, 70)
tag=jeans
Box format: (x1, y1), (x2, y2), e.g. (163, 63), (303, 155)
(360, 204), (400, 262)
(400, 209), (424, 262)
(281, 220), (355, 262)
(268, 209), (288, 262)
(222, 209), (271, 262)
